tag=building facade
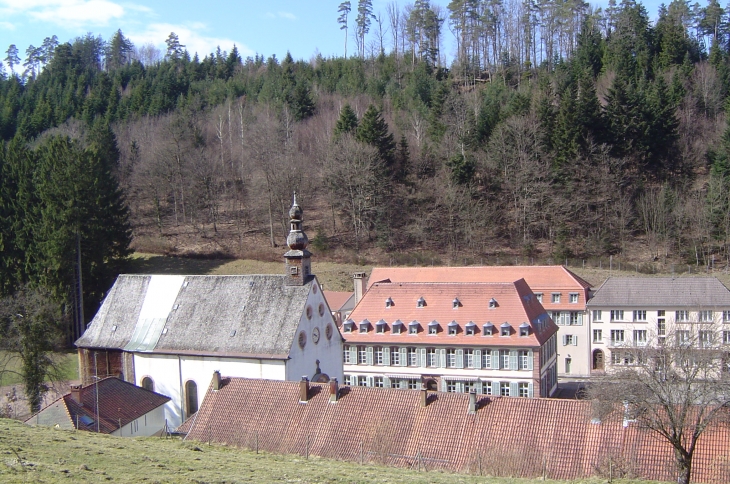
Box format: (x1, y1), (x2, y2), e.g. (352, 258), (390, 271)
(587, 277), (730, 372)
(340, 279), (558, 397)
(75, 196), (344, 428)
(367, 266), (593, 378)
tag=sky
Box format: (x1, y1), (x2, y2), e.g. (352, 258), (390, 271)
(0, 0), (668, 71)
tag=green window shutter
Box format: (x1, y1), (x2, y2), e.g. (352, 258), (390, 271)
(527, 350), (533, 371)
(528, 382), (534, 398)
(439, 349), (446, 368)
(510, 382), (518, 396)
(510, 350), (518, 370)
(366, 346), (373, 365)
(419, 348), (427, 367)
(491, 381), (499, 395)
(399, 379), (407, 389)
(456, 349), (464, 369)
(383, 376), (391, 388)
(492, 350), (500, 369)
(349, 346), (357, 365)
(474, 349), (482, 369)
(578, 312), (583, 325)
(384, 347), (391, 366)
(573, 335), (578, 346)
(400, 347), (407, 367)
(440, 378), (448, 392)
(475, 381), (483, 394)
(366, 376), (374, 387)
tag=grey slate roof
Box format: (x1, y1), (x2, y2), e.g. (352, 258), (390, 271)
(587, 277), (730, 308)
(76, 275), (313, 358)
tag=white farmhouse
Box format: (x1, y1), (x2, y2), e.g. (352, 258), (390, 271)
(75, 196), (343, 428)
(587, 277), (730, 372)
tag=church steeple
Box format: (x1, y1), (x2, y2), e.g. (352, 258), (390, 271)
(284, 192), (312, 286)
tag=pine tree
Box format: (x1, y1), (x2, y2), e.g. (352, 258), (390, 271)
(356, 104), (396, 173)
(334, 103), (359, 138)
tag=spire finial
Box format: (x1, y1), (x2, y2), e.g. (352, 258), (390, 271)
(293, 191), (297, 205)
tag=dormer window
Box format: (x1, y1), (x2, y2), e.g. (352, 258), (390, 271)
(465, 321), (477, 335)
(428, 320), (439, 335)
(385, 297), (394, 308)
(489, 298), (498, 309)
(343, 320), (355, 333)
(408, 321), (419, 334)
(359, 319), (370, 333)
(519, 322), (530, 337)
(417, 297), (426, 308)
(500, 322), (511, 336)
(452, 297), (460, 309)
(376, 319), (387, 333)
(448, 321), (458, 335)
(392, 320), (403, 334)
(483, 322), (494, 336)
(535, 293), (543, 303)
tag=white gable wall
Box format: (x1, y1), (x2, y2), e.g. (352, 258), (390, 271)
(110, 405), (167, 437)
(134, 353), (286, 428)
(285, 279), (344, 382)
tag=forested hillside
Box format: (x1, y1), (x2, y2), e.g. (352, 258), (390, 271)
(3, 0), (730, 322)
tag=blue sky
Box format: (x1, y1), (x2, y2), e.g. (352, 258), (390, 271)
(1, 0), (667, 70)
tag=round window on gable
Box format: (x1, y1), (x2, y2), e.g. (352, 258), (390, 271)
(298, 330), (307, 348)
(312, 284), (318, 294)
(325, 323), (333, 340)
(306, 305), (313, 320)
(318, 303), (325, 317)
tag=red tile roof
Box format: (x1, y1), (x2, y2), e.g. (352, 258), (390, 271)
(27, 377), (170, 434)
(180, 377), (730, 483)
(323, 291), (354, 311)
(344, 279), (557, 347)
(368, 266), (593, 309)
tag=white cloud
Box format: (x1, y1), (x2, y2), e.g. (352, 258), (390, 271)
(278, 11), (295, 20)
(0, 0), (127, 27)
(0, 20), (15, 30)
(128, 22), (254, 59)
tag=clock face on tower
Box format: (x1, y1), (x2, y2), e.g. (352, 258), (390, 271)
(312, 326), (320, 344)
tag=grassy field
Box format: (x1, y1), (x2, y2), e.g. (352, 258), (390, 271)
(0, 351), (78, 387)
(1, 419), (661, 484)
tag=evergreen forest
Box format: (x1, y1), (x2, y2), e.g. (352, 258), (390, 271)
(4, 0), (730, 334)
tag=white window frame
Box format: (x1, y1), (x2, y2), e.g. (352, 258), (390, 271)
(699, 330), (714, 348)
(551, 293), (561, 303)
(500, 382), (510, 396)
(633, 310), (647, 322)
(518, 382), (529, 397)
(699, 310), (714, 323)
(569, 293), (579, 304)
(465, 349), (475, 368)
(446, 349), (457, 368)
(676, 311), (689, 322)
(610, 310), (624, 322)
(610, 330), (625, 345)
(593, 329), (602, 343)
(633, 330), (647, 346)
(518, 350), (529, 370)
(343, 345), (351, 364)
(535, 293), (543, 303)
(391, 346), (400, 365)
(375, 346), (384, 365)
(592, 310), (602, 321)
(427, 348), (438, 367)
(357, 346), (367, 364)
(407, 347), (418, 366)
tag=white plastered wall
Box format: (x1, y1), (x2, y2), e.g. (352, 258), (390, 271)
(110, 406), (167, 437)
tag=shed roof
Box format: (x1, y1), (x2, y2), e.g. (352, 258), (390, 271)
(76, 274), (313, 358)
(26, 377), (169, 434)
(587, 277), (730, 308)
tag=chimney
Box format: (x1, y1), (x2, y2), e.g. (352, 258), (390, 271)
(420, 387), (428, 408)
(299, 376), (309, 403)
(329, 378), (339, 403)
(353, 272), (367, 303)
(70, 384), (82, 405)
(212, 371), (221, 391)
(468, 392), (477, 414)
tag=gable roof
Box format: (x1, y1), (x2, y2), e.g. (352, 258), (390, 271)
(76, 274), (314, 358)
(344, 279), (556, 346)
(587, 277), (730, 308)
(323, 291), (355, 312)
(179, 377), (730, 482)
(25, 377), (170, 434)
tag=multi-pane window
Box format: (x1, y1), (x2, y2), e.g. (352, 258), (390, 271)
(376, 322), (386, 333)
(501, 326), (510, 336)
(357, 376), (368, 386)
(658, 318), (666, 336)
(535, 293), (543, 303)
(482, 350), (491, 369)
(409, 323), (418, 335)
(344, 375), (354, 386)
(428, 323), (438, 335)
(724, 311), (730, 323)
(343, 345), (351, 364)
(610, 330), (625, 345)
(448, 324), (458, 336)
(427, 348), (438, 367)
(446, 349), (457, 368)
(464, 381), (479, 394)
(501, 350), (510, 369)
(500, 382), (511, 396)
(633, 310), (647, 321)
(551, 311), (562, 325)
(408, 379), (420, 389)
(564, 335), (576, 346)
(569, 293), (579, 303)
(374, 377), (384, 388)
(610, 310), (624, 322)
(569, 312), (581, 325)
(593, 329), (603, 343)
(357, 346), (367, 364)
(465, 349), (475, 368)
(592, 310), (603, 321)
(518, 350), (529, 370)
(408, 347), (418, 366)
(359, 322), (368, 333)
(391, 347), (400, 366)
(677, 330), (691, 346)
(676, 311), (689, 322)
(465, 324), (476, 335)
(446, 381), (458, 393)
(518, 382), (529, 397)
(699, 311), (714, 323)
(633, 330), (647, 346)
(723, 331), (730, 344)
(551, 293), (561, 303)
(699, 330), (714, 348)
(375, 346), (384, 365)
(392, 323), (401, 334)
